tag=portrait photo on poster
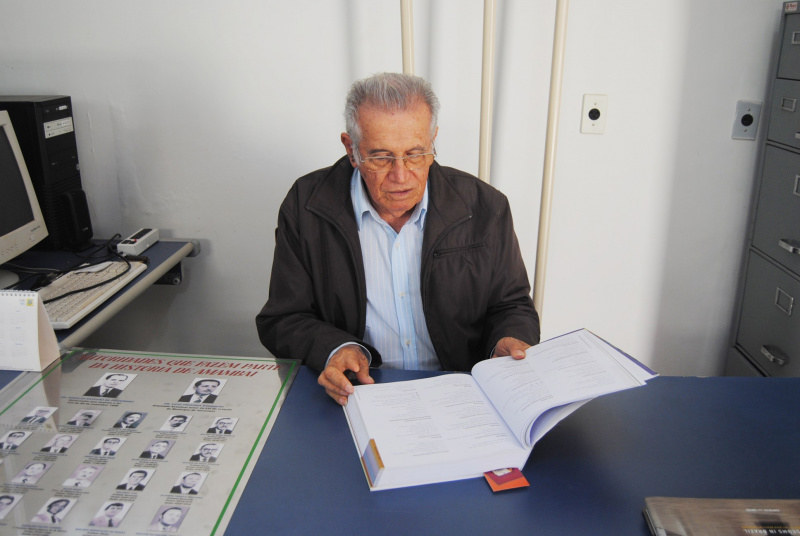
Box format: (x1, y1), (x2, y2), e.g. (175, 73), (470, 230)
(63, 464), (104, 488)
(116, 468), (152, 491)
(20, 406), (57, 424)
(0, 430), (31, 450)
(207, 416), (238, 435)
(113, 411), (146, 429)
(83, 373), (137, 398)
(66, 409), (101, 426)
(178, 377), (227, 404)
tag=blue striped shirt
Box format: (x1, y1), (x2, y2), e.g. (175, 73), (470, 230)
(347, 169), (439, 370)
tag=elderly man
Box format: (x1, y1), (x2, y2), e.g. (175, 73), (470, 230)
(257, 72), (539, 404)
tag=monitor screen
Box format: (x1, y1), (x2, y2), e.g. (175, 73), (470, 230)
(0, 110), (48, 287)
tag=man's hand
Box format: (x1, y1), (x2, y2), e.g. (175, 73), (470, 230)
(491, 337), (531, 360)
(318, 345), (374, 405)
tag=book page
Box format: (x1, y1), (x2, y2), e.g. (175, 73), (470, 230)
(346, 374), (530, 487)
(472, 329), (650, 448)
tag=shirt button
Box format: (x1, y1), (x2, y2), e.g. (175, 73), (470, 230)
(405, 340), (411, 346)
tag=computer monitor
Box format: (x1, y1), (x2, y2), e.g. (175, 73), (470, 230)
(0, 110), (48, 288)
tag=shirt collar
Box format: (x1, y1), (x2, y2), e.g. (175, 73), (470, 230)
(351, 168), (428, 231)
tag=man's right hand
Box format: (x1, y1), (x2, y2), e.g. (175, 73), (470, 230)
(318, 345), (374, 405)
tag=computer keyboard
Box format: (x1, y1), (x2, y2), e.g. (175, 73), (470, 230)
(39, 260), (147, 329)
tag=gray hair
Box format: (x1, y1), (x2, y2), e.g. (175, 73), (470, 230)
(344, 72), (440, 160)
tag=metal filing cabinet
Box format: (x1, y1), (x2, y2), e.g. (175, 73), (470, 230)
(727, 3), (800, 377)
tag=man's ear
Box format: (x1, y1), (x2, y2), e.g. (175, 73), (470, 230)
(341, 133), (357, 167)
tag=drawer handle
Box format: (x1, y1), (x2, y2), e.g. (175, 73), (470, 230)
(775, 287), (795, 316)
(782, 97), (797, 112)
(761, 345), (788, 366)
(778, 238), (800, 255)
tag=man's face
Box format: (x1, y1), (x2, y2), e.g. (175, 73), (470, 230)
(128, 472), (146, 485)
(195, 381), (218, 395)
(151, 442), (168, 454)
(169, 417), (186, 427)
(103, 439), (120, 450)
(55, 435), (72, 447)
(48, 500), (68, 514)
(25, 463), (45, 476)
(35, 409), (49, 418)
(161, 508), (182, 525)
(216, 419), (232, 430)
(200, 445), (217, 457)
(77, 467), (97, 480)
(342, 101), (436, 226)
(0, 498), (12, 509)
(7, 433), (24, 445)
(105, 505), (122, 517)
(104, 375), (127, 388)
(78, 414), (93, 423)
(124, 414), (141, 424)
(182, 474), (201, 487)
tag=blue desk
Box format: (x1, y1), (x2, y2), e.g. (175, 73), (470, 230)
(228, 367), (800, 535)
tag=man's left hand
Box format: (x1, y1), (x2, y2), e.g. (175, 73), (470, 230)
(491, 337), (530, 360)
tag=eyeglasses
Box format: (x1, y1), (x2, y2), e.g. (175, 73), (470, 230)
(356, 147), (436, 173)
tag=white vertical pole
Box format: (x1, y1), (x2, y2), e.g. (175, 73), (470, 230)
(400, 0), (415, 75)
(534, 0), (569, 319)
(478, 0), (496, 183)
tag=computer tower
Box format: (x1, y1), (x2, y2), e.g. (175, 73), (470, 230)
(0, 95), (93, 250)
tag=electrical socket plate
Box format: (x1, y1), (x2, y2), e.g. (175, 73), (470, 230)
(732, 100), (762, 140)
(581, 94), (608, 134)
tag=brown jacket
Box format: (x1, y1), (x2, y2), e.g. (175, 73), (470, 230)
(256, 157), (539, 373)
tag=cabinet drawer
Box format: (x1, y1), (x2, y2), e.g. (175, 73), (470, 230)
(752, 145), (800, 276)
(778, 13), (800, 80)
(768, 79), (800, 148)
(724, 347), (764, 377)
(737, 251), (800, 377)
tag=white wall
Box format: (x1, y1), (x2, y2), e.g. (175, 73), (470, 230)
(0, 0), (782, 376)
(543, 0), (782, 375)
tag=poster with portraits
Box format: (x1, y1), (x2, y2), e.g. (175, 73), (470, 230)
(0, 349), (297, 534)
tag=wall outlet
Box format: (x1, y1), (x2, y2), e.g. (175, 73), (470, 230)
(732, 100), (762, 140)
(581, 94), (608, 134)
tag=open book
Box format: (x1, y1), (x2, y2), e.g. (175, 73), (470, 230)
(344, 329), (656, 491)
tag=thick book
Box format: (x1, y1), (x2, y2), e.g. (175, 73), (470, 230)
(343, 329), (656, 491)
(643, 497), (800, 536)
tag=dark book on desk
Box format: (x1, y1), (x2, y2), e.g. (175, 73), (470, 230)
(643, 497), (800, 536)
(344, 329), (656, 491)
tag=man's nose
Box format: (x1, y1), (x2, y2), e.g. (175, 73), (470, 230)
(387, 158), (414, 181)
